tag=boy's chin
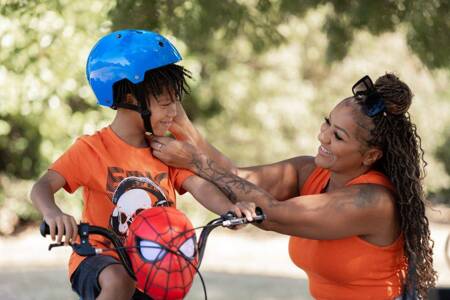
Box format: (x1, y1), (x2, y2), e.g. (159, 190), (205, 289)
(152, 130), (170, 137)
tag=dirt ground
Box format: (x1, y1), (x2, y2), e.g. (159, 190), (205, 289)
(0, 218), (449, 300)
(0, 267), (311, 300)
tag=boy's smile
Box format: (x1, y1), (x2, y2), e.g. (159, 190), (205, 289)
(149, 88), (178, 137)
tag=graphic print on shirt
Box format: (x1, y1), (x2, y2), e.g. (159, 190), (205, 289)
(106, 167), (169, 201)
(108, 170), (172, 238)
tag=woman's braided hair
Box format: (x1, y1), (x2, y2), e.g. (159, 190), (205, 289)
(357, 73), (437, 299)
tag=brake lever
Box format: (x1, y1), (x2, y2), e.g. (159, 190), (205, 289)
(222, 218), (248, 227)
(42, 222), (98, 256)
(48, 242), (66, 251)
(47, 240), (99, 256)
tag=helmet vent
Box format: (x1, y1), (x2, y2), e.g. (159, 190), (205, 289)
(117, 33), (122, 39)
(158, 41), (164, 47)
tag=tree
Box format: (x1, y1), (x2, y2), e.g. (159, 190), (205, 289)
(434, 128), (450, 205)
(0, 0), (449, 232)
(109, 0), (450, 69)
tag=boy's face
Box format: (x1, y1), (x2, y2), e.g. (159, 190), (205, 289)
(148, 88), (178, 136)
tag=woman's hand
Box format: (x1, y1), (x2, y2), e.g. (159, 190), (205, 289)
(150, 136), (198, 170)
(230, 201), (257, 222)
(169, 101), (196, 143)
(227, 202), (258, 230)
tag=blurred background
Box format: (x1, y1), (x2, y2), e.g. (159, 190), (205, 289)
(0, 0), (449, 299)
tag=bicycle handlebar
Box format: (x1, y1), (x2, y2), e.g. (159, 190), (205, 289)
(40, 222), (136, 279)
(219, 207), (265, 227)
(39, 207), (266, 280)
(39, 207), (266, 237)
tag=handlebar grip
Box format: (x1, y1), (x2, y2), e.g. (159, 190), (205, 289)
(40, 221), (66, 237)
(254, 207), (266, 223)
(221, 207), (266, 226)
(40, 222), (50, 237)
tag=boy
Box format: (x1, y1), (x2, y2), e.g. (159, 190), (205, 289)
(30, 30), (248, 300)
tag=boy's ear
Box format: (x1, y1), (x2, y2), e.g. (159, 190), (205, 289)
(125, 93), (138, 105)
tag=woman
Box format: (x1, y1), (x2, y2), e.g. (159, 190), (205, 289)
(150, 73), (436, 299)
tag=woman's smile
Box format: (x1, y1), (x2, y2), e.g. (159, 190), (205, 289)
(318, 145), (333, 156)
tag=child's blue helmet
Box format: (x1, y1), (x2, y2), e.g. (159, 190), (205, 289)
(86, 29), (182, 107)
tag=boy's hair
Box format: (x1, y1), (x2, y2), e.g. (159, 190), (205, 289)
(112, 64), (191, 109)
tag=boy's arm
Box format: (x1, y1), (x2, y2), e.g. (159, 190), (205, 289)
(181, 175), (256, 221)
(30, 170), (78, 245)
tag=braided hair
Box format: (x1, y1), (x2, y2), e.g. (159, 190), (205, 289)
(355, 73), (437, 299)
(112, 64), (191, 108)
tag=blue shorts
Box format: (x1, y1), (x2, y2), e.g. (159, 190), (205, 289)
(70, 255), (151, 300)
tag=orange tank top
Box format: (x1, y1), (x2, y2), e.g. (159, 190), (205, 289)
(289, 167), (407, 300)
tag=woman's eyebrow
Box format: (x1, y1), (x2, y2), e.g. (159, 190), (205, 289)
(329, 115), (350, 138)
(334, 124), (350, 138)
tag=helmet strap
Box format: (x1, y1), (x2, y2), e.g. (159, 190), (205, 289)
(115, 103), (140, 111)
(140, 109), (153, 135)
(134, 85), (154, 135)
(115, 100), (153, 134)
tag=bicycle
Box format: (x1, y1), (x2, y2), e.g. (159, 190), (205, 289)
(40, 205), (265, 300)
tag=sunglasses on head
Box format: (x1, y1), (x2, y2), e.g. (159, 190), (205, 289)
(352, 75), (386, 117)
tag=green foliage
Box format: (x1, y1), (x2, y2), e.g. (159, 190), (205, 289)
(109, 0), (289, 120)
(0, 0), (114, 231)
(436, 129), (450, 176)
(323, 0), (450, 69)
(110, 0), (286, 55)
(433, 128), (450, 205)
(0, 0), (449, 234)
(0, 0), (114, 180)
(0, 114), (43, 179)
(109, 0), (450, 69)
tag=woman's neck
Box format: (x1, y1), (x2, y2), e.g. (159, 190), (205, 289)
(328, 166), (371, 192)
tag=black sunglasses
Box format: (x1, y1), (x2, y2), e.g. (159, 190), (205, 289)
(352, 75), (386, 117)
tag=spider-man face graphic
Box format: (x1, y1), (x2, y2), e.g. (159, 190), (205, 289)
(125, 207), (198, 300)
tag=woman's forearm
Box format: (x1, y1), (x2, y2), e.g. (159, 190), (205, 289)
(199, 137), (238, 175)
(189, 152), (270, 205)
(170, 104), (238, 174)
(186, 151), (288, 231)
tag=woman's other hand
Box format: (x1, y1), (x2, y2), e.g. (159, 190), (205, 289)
(230, 201), (257, 222)
(169, 101), (196, 142)
(227, 202), (258, 230)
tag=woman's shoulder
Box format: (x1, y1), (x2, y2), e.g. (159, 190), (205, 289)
(347, 169), (395, 192)
(290, 156), (317, 191)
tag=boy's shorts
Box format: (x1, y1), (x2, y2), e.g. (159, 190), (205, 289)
(71, 255), (120, 300)
(70, 255), (152, 300)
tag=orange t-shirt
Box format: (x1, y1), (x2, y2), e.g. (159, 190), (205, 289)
(289, 167), (407, 300)
(50, 126), (194, 279)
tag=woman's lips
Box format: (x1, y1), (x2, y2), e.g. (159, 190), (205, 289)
(319, 145), (332, 156)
